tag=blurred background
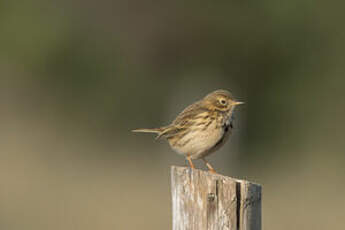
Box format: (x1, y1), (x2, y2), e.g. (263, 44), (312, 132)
(1, 1), (345, 229)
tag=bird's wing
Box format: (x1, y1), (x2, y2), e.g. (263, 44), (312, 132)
(173, 101), (210, 126)
(158, 101), (211, 139)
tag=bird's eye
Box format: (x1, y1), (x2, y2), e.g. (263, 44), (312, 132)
(219, 99), (227, 105)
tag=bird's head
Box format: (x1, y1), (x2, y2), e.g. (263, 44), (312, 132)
(203, 89), (244, 112)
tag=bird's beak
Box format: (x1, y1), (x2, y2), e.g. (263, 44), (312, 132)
(232, 101), (244, 106)
(232, 101), (244, 105)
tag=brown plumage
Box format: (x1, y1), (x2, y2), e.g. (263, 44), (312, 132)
(132, 89), (243, 173)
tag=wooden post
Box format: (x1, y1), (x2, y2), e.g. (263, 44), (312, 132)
(171, 166), (261, 230)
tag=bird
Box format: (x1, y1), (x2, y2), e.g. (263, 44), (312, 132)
(132, 89), (243, 173)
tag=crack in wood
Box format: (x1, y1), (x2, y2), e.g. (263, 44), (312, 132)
(171, 166), (261, 230)
(236, 182), (241, 230)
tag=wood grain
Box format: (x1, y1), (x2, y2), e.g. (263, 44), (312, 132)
(171, 166), (261, 230)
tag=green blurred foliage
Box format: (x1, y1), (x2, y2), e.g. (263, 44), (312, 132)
(1, 0), (345, 229)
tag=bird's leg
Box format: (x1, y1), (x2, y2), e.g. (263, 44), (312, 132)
(202, 158), (216, 173)
(186, 156), (195, 169)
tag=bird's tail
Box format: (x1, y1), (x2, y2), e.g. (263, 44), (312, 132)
(132, 128), (162, 134)
(132, 126), (169, 139)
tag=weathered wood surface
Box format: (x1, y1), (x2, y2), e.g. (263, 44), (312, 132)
(171, 166), (261, 230)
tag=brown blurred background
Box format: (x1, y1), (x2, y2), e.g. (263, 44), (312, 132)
(1, 1), (345, 229)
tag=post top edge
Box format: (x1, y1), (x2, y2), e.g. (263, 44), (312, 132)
(171, 165), (262, 187)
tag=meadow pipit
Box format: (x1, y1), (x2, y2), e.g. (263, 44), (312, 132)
(132, 89), (243, 173)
